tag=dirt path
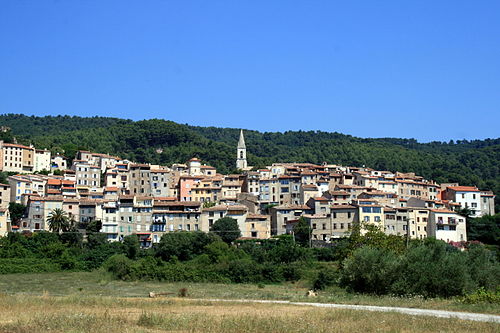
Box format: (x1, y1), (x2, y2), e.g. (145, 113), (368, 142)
(192, 298), (500, 323)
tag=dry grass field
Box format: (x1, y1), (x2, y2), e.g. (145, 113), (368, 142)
(0, 272), (498, 332)
(0, 271), (498, 315)
(0, 295), (498, 333)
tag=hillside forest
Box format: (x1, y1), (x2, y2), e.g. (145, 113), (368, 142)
(0, 114), (498, 210)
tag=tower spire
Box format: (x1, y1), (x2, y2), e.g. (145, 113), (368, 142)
(238, 129), (246, 149)
(236, 129), (247, 170)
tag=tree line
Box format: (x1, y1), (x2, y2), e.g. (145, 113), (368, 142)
(0, 214), (498, 300)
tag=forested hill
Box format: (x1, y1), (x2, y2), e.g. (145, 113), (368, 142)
(1, 114), (498, 206)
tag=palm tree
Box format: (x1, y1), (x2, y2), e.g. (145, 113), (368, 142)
(47, 208), (69, 233)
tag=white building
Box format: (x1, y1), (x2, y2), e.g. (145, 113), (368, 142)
(34, 149), (51, 172)
(428, 209), (467, 243)
(443, 186), (482, 217)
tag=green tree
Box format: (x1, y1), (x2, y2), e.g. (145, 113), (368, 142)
(156, 231), (219, 261)
(467, 214), (500, 246)
(210, 217), (241, 244)
(46, 208), (70, 233)
(202, 201), (216, 208)
(292, 217), (311, 247)
(8, 202), (26, 227)
(86, 219), (102, 233)
(123, 235), (140, 259)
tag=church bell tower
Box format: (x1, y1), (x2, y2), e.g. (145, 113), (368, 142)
(236, 129), (247, 170)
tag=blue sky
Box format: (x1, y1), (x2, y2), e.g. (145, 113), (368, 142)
(1, 1), (499, 142)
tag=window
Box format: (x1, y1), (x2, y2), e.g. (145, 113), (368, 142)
(364, 216), (370, 222)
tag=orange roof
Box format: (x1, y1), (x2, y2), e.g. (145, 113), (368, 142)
(47, 179), (61, 185)
(105, 187), (119, 191)
(447, 186), (479, 192)
(3, 143), (32, 149)
(330, 204), (356, 210)
(431, 209), (457, 214)
(154, 196), (177, 201)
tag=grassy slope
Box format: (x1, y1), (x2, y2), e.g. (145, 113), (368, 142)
(0, 271), (498, 315)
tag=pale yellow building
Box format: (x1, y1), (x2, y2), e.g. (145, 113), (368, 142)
(0, 208), (10, 236)
(0, 142), (35, 173)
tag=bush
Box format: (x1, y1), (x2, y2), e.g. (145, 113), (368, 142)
(123, 235), (140, 259)
(103, 254), (136, 280)
(210, 217), (241, 244)
(312, 265), (339, 291)
(465, 244), (500, 291)
(156, 231), (219, 261)
(461, 287), (500, 304)
(79, 242), (124, 270)
(391, 240), (470, 298)
(223, 258), (262, 283)
(0, 258), (60, 274)
(339, 246), (400, 295)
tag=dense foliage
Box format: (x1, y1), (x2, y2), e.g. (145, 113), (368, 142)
(467, 214), (500, 247)
(1, 114), (498, 209)
(339, 240), (500, 298)
(0, 227), (498, 299)
(209, 217), (241, 244)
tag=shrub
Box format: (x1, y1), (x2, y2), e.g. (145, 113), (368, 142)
(103, 254), (136, 280)
(223, 258), (261, 283)
(461, 287), (500, 304)
(312, 266), (339, 291)
(391, 240), (470, 298)
(280, 262), (304, 281)
(156, 231), (219, 261)
(210, 217), (241, 244)
(339, 246), (400, 295)
(123, 235), (140, 259)
(465, 244), (500, 291)
(0, 258), (60, 274)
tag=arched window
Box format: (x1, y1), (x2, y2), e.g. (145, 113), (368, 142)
(240, 151), (244, 158)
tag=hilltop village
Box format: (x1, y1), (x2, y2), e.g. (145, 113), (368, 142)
(0, 130), (495, 247)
